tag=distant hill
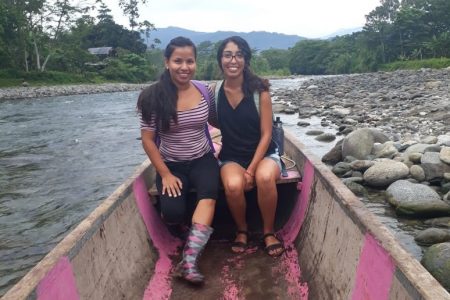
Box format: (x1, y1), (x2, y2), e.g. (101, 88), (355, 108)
(322, 27), (363, 39)
(144, 27), (306, 51)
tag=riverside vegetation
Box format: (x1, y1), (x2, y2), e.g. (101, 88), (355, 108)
(1, 0), (450, 87)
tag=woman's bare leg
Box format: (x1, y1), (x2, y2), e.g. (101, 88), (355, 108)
(221, 163), (248, 251)
(255, 158), (283, 256)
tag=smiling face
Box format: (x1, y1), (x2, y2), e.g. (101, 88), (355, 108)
(165, 46), (196, 87)
(220, 41), (245, 80)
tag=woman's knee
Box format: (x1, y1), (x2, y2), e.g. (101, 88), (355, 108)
(255, 160), (278, 187)
(223, 177), (245, 196)
(255, 171), (276, 188)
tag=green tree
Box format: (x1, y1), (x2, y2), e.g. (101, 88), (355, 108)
(83, 19), (147, 54)
(289, 39), (331, 75)
(31, 0), (84, 71)
(424, 32), (450, 57)
(260, 49), (290, 71)
(394, 6), (428, 59)
(250, 55), (270, 75)
(364, 0), (400, 63)
(326, 34), (359, 74)
(144, 48), (164, 77)
(195, 40), (221, 80)
(118, 0), (147, 31)
(100, 51), (155, 82)
(140, 20), (157, 49)
(0, 0), (46, 71)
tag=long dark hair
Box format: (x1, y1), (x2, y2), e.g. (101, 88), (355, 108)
(216, 36), (269, 99)
(137, 36), (197, 132)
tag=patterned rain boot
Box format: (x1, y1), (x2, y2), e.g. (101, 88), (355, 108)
(176, 222), (213, 284)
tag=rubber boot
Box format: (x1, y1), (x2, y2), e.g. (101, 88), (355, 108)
(176, 222), (213, 284)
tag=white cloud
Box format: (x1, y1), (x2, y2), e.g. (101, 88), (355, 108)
(105, 0), (381, 38)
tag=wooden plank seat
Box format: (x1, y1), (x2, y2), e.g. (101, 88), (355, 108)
(147, 129), (301, 198)
(148, 167), (301, 197)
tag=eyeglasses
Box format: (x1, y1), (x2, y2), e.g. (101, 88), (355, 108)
(222, 51), (245, 61)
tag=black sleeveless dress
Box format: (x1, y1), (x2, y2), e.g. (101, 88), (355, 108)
(217, 84), (276, 168)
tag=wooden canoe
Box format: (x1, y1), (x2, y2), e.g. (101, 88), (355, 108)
(3, 130), (450, 299)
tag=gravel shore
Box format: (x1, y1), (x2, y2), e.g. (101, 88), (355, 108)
(272, 68), (449, 140)
(0, 83), (148, 100)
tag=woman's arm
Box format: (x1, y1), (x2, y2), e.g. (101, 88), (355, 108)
(245, 90), (273, 176)
(141, 129), (182, 197)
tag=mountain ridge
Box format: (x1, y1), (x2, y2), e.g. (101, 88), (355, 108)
(145, 26), (306, 51)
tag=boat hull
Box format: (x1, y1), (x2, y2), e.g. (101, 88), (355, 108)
(3, 131), (450, 299)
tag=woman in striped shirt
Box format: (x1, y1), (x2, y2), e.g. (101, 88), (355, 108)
(137, 36), (219, 285)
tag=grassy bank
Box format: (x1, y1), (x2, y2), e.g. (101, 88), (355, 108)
(0, 69), (108, 88)
(2, 59), (449, 88)
(380, 57), (450, 71)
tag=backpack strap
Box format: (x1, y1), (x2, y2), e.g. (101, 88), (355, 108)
(253, 90), (275, 122)
(191, 80), (210, 105)
(191, 80), (215, 153)
(253, 91), (260, 115)
(214, 80), (223, 119)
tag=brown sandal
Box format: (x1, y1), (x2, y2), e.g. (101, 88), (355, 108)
(263, 233), (285, 257)
(231, 230), (248, 253)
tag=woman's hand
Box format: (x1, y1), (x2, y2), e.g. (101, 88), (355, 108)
(243, 170), (255, 191)
(161, 173), (183, 197)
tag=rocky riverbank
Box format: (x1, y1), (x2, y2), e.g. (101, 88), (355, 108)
(0, 82), (148, 100)
(271, 68), (450, 291)
(272, 68), (449, 138)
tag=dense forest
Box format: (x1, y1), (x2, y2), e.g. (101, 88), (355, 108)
(0, 0), (449, 86)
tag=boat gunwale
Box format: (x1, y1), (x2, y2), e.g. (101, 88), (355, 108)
(284, 130), (450, 299)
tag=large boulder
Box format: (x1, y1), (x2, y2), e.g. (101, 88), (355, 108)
(342, 180), (368, 197)
(421, 242), (450, 291)
(372, 141), (398, 159)
(315, 133), (336, 142)
(386, 180), (450, 217)
(438, 135), (450, 147)
(415, 228), (450, 246)
(421, 152), (450, 181)
(342, 128), (390, 160)
(363, 160), (409, 187)
(425, 217), (450, 228)
(410, 165), (426, 182)
(404, 143), (432, 155)
(322, 139), (343, 165)
(440, 147), (450, 164)
(350, 160), (375, 172)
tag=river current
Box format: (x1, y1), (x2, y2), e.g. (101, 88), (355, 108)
(0, 78), (423, 295)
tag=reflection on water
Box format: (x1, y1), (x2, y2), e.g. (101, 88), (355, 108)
(0, 79), (426, 295)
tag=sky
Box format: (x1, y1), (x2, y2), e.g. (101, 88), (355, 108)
(105, 0), (381, 38)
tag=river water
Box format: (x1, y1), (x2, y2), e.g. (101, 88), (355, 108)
(0, 79), (423, 295)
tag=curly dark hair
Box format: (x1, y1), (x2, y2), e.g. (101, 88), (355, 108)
(216, 36), (269, 98)
(137, 36), (197, 132)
